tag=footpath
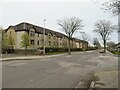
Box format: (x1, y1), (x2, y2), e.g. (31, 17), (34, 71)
(0, 53), (67, 61)
(91, 51), (119, 88)
(1, 50), (90, 61)
(0, 51), (85, 61)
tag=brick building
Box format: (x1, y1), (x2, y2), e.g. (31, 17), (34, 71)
(5, 22), (88, 50)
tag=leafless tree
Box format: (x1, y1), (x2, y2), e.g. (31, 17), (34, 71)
(102, 0), (120, 15)
(80, 31), (90, 41)
(101, 0), (120, 41)
(79, 31), (90, 52)
(107, 41), (115, 51)
(58, 17), (84, 54)
(93, 38), (101, 48)
(93, 20), (117, 53)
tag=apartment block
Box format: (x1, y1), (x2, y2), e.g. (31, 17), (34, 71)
(5, 22), (88, 50)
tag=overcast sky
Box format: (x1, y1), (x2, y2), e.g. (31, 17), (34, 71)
(0, 0), (118, 45)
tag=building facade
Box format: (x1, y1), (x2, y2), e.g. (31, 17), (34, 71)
(115, 42), (120, 51)
(5, 22), (88, 50)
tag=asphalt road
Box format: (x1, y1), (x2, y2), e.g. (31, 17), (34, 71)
(2, 50), (118, 88)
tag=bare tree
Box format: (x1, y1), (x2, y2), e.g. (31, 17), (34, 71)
(58, 17), (84, 54)
(93, 38), (101, 49)
(80, 31), (90, 52)
(93, 20), (117, 53)
(102, 0), (120, 15)
(80, 31), (90, 41)
(101, 0), (120, 42)
(107, 41), (115, 51)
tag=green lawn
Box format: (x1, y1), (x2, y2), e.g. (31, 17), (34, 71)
(111, 51), (120, 55)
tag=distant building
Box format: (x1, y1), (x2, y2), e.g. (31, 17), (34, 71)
(115, 42), (120, 51)
(4, 22), (88, 50)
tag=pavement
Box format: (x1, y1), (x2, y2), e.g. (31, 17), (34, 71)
(1, 52), (84, 61)
(1, 53), (67, 61)
(2, 50), (118, 88)
(93, 52), (118, 88)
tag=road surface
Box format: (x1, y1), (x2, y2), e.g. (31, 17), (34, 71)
(2, 50), (118, 88)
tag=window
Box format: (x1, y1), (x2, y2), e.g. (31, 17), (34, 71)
(37, 40), (39, 45)
(10, 31), (11, 35)
(30, 31), (35, 36)
(31, 40), (34, 45)
(38, 33), (39, 37)
(42, 39), (44, 43)
(49, 41), (51, 46)
(54, 42), (56, 46)
(49, 35), (51, 39)
(41, 39), (44, 46)
(60, 37), (62, 40)
(54, 36), (56, 39)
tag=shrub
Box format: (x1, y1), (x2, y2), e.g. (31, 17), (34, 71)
(4, 47), (97, 55)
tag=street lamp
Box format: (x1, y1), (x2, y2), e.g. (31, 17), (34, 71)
(43, 19), (46, 55)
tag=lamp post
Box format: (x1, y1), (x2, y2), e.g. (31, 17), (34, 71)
(43, 19), (46, 55)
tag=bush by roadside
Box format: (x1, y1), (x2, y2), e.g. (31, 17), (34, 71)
(110, 51), (120, 55)
(2, 47), (98, 55)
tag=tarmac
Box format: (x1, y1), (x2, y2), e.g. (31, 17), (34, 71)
(1, 51), (119, 88)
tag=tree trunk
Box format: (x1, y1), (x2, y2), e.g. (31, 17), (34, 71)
(103, 40), (106, 53)
(68, 37), (71, 54)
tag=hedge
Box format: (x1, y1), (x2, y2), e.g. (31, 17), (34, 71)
(2, 47), (97, 55)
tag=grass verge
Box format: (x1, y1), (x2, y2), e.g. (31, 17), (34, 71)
(111, 51), (120, 55)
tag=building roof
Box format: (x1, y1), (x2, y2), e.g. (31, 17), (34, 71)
(115, 42), (120, 47)
(6, 22), (66, 38)
(72, 37), (88, 43)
